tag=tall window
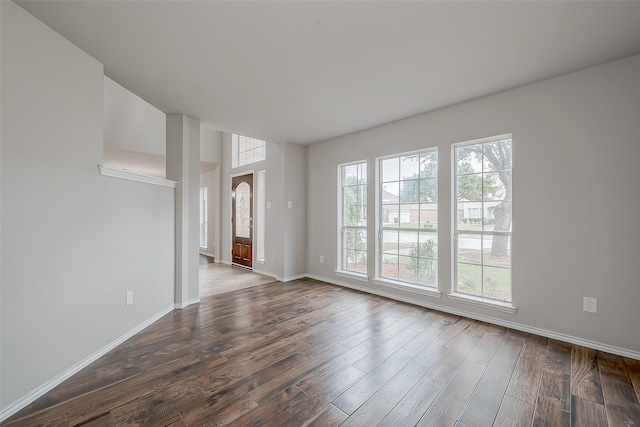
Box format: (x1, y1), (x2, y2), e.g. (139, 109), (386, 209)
(232, 134), (266, 167)
(199, 187), (208, 248)
(454, 135), (512, 302)
(379, 150), (438, 287)
(339, 161), (367, 274)
(256, 170), (266, 263)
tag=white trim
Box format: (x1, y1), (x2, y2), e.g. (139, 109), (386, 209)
(0, 305), (175, 422)
(175, 298), (201, 309)
(98, 165), (177, 188)
(372, 277), (441, 298)
(219, 259), (232, 266)
(199, 250), (216, 258)
(452, 133), (513, 148)
(447, 292), (516, 314)
(252, 268), (278, 280)
(305, 273), (640, 361)
(277, 273), (307, 282)
(335, 270), (369, 282)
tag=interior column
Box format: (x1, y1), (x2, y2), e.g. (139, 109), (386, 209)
(166, 114), (200, 307)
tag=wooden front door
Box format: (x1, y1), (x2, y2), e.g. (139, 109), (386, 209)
(232, 174), (253, 268)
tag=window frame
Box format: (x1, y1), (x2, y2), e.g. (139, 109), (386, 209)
(375, 148), (439, 292)
(336, 160), (368, 279)
(452, 134), (515, 312)
(232, 134), (266, 168)
(199, 187), (208, 249)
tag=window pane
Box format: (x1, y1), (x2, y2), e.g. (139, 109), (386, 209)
(418, 232), (437, 259)
(419, 204), (438, 229)
(418, 258), (437, 287)
(382, 230), (399, 255)
(483, 172), (507, 201)
(399, 230), (418, 257)
(457, 146), (482, 174)
(420, 151), (438, 179)
(382, 158), (400, 182)
(400, 180), (419, 203)
(417, 232), (437, 287)
(483, 235), (511, 268)
(456, 201), (482, 230)
(398, 255), (416, 283)
(483, 140), (512, 171)
(457, 233), (482, 265)
(400, 155), (420, 180)
(457, 263), (482, 295)
(381, 254), (399, 280)
(235, 182), (251, 238)
(353, 250), (367, 274)
(383, 181), (400, 199)
(419, 178), (438, 203)
(483, 266), (511, 301)
(456, 174), (483, 202)
(344, 164), (358, 180)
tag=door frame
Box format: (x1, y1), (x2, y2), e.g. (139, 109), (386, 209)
(230, 171), (255, 269)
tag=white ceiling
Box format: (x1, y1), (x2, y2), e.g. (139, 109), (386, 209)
(16, 1), (640, 145)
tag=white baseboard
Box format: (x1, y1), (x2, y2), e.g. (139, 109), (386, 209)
(252, 268), (278, 280)
(175, 298), (201, 309)
(277, 273), (307, 282)
(199, 250), (215, 258)
(0, 304), (176, 422)
(305, 273), (640, 361)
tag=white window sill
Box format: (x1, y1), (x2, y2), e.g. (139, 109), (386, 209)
(335, 270), (369, 282)
(372, 277), (441, 298)
(98, 165), (177, 188)
(447, 293), (517, 314)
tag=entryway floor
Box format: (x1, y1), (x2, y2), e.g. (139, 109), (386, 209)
(199, 261), (277, 297)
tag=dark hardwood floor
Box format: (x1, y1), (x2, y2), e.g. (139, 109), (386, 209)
(4, 278), (640, 426)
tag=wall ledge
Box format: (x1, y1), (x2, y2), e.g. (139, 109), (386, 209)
(305, 273), (640, 361)
(0, 304), (176, 422)
(98, 165), (177, 188)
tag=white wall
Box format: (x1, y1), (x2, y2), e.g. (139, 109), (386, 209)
(1, 1), (175, 413)
(103, 76), (167, 178)
(104, 75), (166, 156)
(283, 143), (307, 278)
(200, 127), (223, 164)
(307, 54), (640, 355)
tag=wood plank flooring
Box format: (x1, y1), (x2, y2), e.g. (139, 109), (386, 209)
(4, 278), (640, 426)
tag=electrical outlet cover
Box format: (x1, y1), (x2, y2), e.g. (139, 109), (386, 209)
(583, 297), (597, 313)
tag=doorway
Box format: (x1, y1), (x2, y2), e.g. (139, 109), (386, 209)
(231, 173), (253, 268)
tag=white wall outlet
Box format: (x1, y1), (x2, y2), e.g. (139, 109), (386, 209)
(267, 202), (271, 209)
(126, 290), (134, 306)
(583, 296), (597, 313)
(288, 201), (293, 208)
(320, 256), (324, 263)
